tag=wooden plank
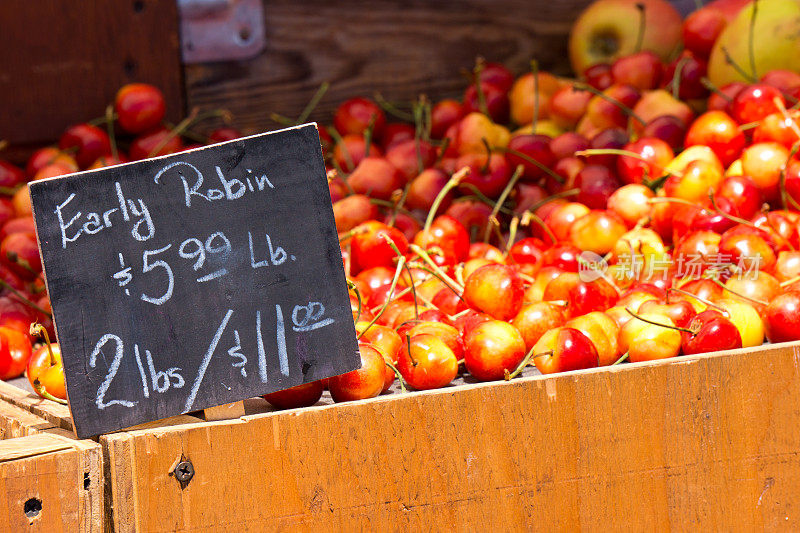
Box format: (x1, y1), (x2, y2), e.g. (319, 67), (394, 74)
(0, 401), (56, 439)
(184, 0), (594, 134)
(0, 0), (183, 147)
(0, 380), (204, 435)
(0, 433), (103, 532)
(101, 342), (800, 531)
(0, 380), (73, 431)
(202, 401), (246, 421)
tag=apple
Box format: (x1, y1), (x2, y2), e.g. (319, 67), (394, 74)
(569, 0), (682, 74)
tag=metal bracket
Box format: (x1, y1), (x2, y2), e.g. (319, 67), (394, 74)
(178, 0), (266, 64)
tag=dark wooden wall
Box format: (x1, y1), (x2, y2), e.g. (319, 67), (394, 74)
(1, 0), (701, 153)
(0, 0), (184, 151)
(184, 0), (593, 134)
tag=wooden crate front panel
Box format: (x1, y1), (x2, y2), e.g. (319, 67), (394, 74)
(185, 0), (593, 135)
(0, 433), (102, 532)
(102, 343), (800, 531)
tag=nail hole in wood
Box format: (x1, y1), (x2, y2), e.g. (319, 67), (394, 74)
(24, 498), (42, 518)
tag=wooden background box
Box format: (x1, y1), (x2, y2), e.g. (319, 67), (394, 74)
(0, 0), (698, 159)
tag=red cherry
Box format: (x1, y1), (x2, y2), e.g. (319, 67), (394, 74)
(682, 7), (727, 59)
(350, 221), (408, 273)
(464, 320), (526, 381)
(208, 127), (241, 143)
(611, 51), (663, 91)
(347, 157), (404, 200)
(575, 165), (622, 209)
(616, 137), (674, 185)
(507, 134), (556, 180)
(333, 97), (386, 138)
(380, 123), (415, 151)
(456, 152), (511, 198)
(397, 333), (458, 390)
(764, 291), (800, 343)
(583, 63), (613, 91)
(661, 50), (708, 100)
(129, 127), (183, 160)
(430, 99), (465, 140)
(328, 344), (386, 402)
(684, 111), (745, 167)
(262, 381), (324, 409)
(532, 327), (599, 374)
(114, 83), (166, 134)
(641, 115), (687, 151)
(681, 310), (742, 354)
(462, 82), (510, 124)
(0, 161), (25, 189)
(731, 84), (785, 125)
(463, 264), (524, 321)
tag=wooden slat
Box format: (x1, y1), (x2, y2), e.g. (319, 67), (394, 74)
(185, 0), (594, 135)
(0, 381), (74, 431)
(0, 0), (183, 148)
(0, 433), (103, 532)
(101, 342), (800, 531)
(0, 401), (56, 439)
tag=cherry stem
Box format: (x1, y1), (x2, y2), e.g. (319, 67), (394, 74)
(374, 92), (415, 121)
(625, 307), (695, 334)
(505, 216), (520, 255)
(0, 279), (51, 318)
(362, 113), (378, 157)
(357, 256), (406, 340)
(520, 211), (557, 244)
(480, 138), (493, 173)
(748, 0), (759, 82)
(383, 360), (407, 393)
(573, 82), (646, 125)
(780, 275), (800, 287)
(105, 105), (119, 161)
(382, 234), (419, 320)
(531, 59), (540, 132)
(701, 77), (732, 102)
(33, 379), (67, 405)
(150, 108), (232, 158)
(720, 46), (757, 83)
(473, 57), (490, 117)
(338, 226), (367, 243)
(483, 165), (523, 243)
(459, 185), (514, 214)
(326, 126), (354, 172)
(424, 166), (470, 233)
(504, 346), (540, 381)
(612, 352), (629, 365)
(495, 146), (565, 184)
(709, 277), (768, 307)
(634, 2), (646, 53)
(667, 287), (726, 313)
(30, 323), (56, 367)
(671, 57), (689, 100)
(408, 244), (465, 293)
(296, 81), (329, 125)
(347, 280), (363, 324)
(389, 184), (412, 227)
(6, 251), (39, 276)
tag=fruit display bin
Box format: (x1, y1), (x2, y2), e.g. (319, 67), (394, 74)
(0, 341), (798, 531)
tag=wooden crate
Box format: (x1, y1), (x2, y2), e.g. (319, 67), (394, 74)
(0, 405), (103, 532)
(1, 342), (799, 531)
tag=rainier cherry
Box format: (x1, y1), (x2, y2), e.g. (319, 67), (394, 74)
(531, 327), (598, 374)
(764, 291), (800, 343)
(397, 334), (458, 390)
(463, 264), (524, 321)
(464, 320), (526, 381)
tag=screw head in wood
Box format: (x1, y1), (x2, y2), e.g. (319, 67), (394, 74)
(174, 460), (194, 482)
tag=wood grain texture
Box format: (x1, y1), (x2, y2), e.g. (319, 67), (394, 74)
(0, 433), (103, 532)
(101, 342), (800, 532)
(0, 401), (56, 439)
(0, 0), (183, 146)
(184, 0), (594, 135)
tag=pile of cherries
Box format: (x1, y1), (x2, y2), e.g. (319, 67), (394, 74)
(3, 41), (800, 411)
(0, 84), (241, 402)
(277, 61), (800, 405)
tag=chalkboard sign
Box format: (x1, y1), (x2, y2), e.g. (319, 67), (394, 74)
(30, 124), (360, 438)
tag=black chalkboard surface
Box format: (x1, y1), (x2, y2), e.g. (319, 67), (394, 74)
(30, 124), (360, 438)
